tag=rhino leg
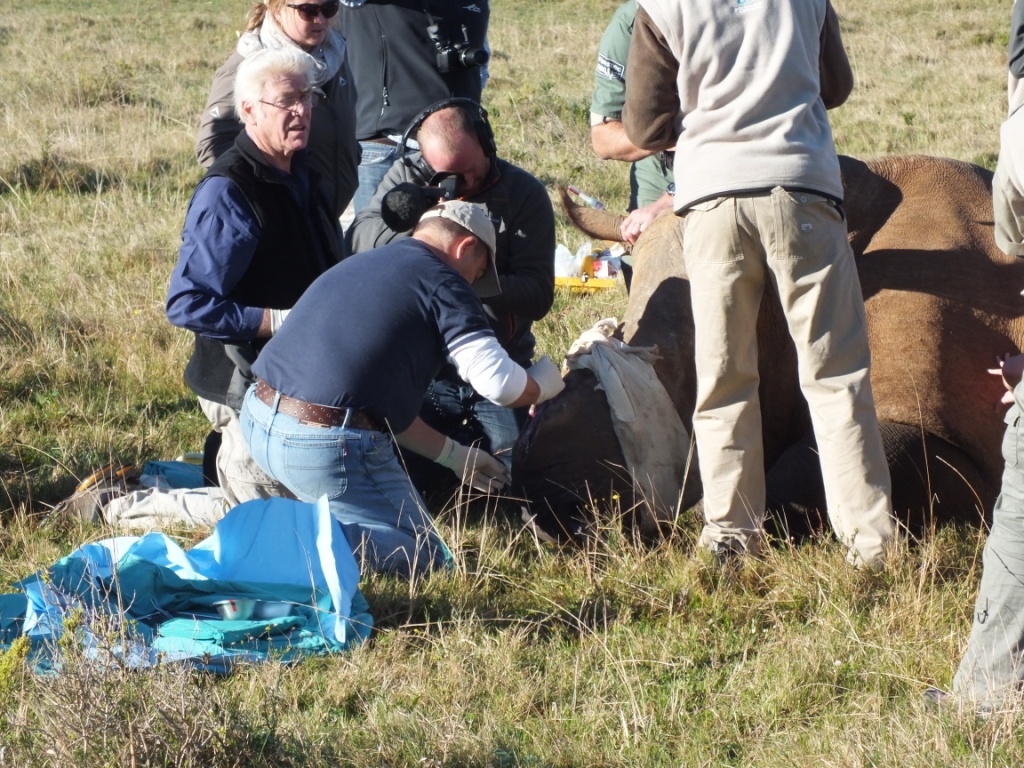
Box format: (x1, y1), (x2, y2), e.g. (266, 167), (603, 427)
(764, 434), (828, 541)
(878, 421), (989, 535)
(764, 421), (989, 542)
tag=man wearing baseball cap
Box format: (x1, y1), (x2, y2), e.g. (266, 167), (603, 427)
(350, 103), (555, 499)
(239, 201), (564, 580)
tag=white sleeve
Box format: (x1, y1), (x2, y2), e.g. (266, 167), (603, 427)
(448, 333), (529, 406)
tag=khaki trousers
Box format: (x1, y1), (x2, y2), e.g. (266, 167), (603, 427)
(682, 188), (894, 566)
(198, 396), (295, 509)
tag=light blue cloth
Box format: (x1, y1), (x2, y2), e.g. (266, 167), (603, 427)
(139, 460), (206, 489)
(1, 496), (372, 672)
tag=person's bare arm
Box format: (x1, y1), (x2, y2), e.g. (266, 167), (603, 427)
(394, 417), (448, 459)
(396, 417), (510, 493)
(591, 120), (652, 162)
(620, 192), (674, 243)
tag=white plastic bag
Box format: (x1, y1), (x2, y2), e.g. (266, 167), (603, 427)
(554, 243), (578, 277)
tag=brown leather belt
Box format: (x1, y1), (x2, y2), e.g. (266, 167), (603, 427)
(254, 380), (383, 432)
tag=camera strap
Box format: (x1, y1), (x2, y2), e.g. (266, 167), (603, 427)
(420, 2), (445, 53)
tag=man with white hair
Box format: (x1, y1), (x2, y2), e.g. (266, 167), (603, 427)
(167, 47), (345, 509)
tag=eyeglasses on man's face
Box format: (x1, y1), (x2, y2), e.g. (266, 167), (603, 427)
(259, 87), (325, 115)
(287, 1), (341, 21)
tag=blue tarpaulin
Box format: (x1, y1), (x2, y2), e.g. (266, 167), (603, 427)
(0, 496), (372, 672)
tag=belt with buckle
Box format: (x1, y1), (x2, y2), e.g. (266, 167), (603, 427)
(254, 380), (383, 432)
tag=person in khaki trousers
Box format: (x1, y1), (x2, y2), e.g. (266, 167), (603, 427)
(622, 0), (895, 567)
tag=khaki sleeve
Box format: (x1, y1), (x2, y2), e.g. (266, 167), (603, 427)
(994, 152), (1024, 257)
(196, 53), (244, 168)
(819, 1), (854, 109)
(623, 7), (680, 153)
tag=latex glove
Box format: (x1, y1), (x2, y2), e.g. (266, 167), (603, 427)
(528, 355), (565, 404)
(434, 436), (510, 493)
(269, 308), (290, 335)
(381, 182), (446, 232)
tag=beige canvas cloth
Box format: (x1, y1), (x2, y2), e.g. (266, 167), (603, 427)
(564, 318), (690, 533)
(102, 486), (230, 530)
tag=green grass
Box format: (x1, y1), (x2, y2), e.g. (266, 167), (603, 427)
(1, 0), (1021, 765)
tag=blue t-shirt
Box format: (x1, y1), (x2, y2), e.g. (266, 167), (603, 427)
(253, 239), (495, 432)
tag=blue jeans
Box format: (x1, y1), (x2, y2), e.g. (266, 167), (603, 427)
(354, 141), (401, 212)
(240, 386), (452, 580)
(403, 366), (525, 496)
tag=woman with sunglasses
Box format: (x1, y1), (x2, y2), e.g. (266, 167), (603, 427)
(197, 0), (358, 219)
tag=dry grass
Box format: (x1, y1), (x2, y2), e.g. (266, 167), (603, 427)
(834, 0), (1005, 166)
(1, 0), (1023, 765)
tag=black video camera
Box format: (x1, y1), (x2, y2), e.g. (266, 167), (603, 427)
(432, 173), (461, 200)
(429, 23), (489, 74)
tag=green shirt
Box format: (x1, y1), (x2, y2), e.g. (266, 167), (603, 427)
(590, 1), (636, 121)
(590, 1), (672, 209)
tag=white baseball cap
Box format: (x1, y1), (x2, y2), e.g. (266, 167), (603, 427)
(419, 200), (501, 298)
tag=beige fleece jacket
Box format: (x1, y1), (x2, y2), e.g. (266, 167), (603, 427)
(624, 0), (853, 211)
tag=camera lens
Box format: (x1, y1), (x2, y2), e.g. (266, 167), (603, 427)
(458, 46), (489, 68)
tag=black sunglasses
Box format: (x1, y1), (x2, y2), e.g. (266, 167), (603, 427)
(287, 1), (340, 21)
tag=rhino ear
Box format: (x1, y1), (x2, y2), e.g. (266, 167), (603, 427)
(559, 187), (626, 243)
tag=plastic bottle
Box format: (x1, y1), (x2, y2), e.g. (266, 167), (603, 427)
(567, 185), (606, 210)
(580, 253), (595, 280)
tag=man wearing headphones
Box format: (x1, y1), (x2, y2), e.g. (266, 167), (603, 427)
(336, 0), (490, 212)
(347, 100), (556, 496)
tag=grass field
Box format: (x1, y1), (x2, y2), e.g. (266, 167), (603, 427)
(0, 1), (1021, 765)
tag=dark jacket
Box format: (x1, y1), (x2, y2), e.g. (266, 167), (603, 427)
(1012, 0), (1024, 80)
(337, 0), (489, 140)
(185, 133), (344, 409)
(195, 48), (359, 219)
(347, 154), (555, 366)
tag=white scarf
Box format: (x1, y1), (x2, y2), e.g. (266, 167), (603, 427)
(236, 9), (347, 89)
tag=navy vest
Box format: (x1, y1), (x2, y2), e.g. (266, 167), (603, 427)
(184, 132), (344, 409)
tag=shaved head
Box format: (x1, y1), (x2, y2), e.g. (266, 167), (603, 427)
(417, 106), (480, 152)
(417, 106), (492, 195)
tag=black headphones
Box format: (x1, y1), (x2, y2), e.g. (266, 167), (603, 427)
(398, 97), (497, 179)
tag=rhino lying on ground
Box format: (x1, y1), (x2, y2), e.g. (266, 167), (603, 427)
(514, 155), (1024, 543)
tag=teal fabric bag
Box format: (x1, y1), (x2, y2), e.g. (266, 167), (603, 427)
(140, 460), (206, 489)
(0, 594), (27, 645)
(157, 616), (305, 644)
(0, 497), (372, 671)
